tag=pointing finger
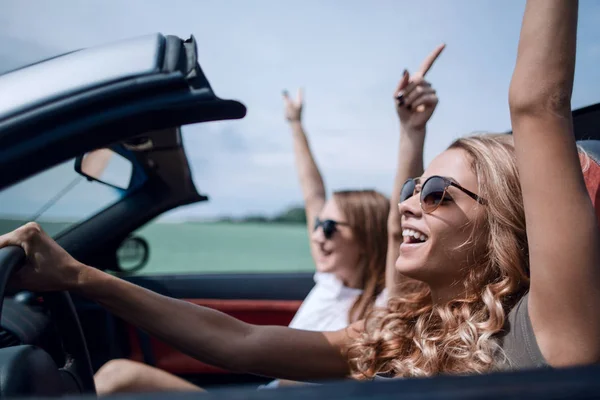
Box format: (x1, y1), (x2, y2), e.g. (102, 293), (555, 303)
(415, 43), (446, 78)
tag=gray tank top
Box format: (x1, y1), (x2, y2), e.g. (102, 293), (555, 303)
(374, 293), (547, 380)
(498, 293), (547, 369)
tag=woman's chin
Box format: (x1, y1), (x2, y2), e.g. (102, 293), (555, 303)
(315, 261), (336, 274)
(395, 256), (427, 279)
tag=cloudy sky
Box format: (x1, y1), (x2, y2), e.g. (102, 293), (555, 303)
(1, 0), (600, 221)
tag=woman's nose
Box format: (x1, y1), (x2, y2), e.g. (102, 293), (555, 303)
(311, 225), (326, 243)
(399, 193), (422, 218)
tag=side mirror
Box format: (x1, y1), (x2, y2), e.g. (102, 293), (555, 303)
(114, 236), (149, 274)
(75, 148), (133, 190)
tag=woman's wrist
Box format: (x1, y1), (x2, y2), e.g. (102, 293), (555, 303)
(400, 124), (426, 147)
(65, 261), (89, 292)
(69, 262), (107, 294)
(400, 122), (426, 137)
(289, 120), (305, 136)
(398, 125), (426, 170)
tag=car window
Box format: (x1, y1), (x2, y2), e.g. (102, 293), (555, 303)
(0, 158), (124, 237)
(124, 205), (315, 275)
(118, 128), (315, 276)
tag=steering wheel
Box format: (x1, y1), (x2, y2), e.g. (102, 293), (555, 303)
(0, 246), (96, 397)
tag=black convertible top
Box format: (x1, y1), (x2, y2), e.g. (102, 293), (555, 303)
(0, 33), (246, 191)
(572, 102), (600, 141)
(508, 102), (600, 141)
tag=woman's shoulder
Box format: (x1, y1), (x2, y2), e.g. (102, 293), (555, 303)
(288, 273), (360, 331)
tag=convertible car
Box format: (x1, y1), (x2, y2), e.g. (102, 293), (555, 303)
(0, 34), (599, 399)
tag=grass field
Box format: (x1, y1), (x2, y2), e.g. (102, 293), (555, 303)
(0, 219), (315, 275)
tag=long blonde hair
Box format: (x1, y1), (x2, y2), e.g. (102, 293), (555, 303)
(333, 190), (390, 322)
(349, 134), (530, 378)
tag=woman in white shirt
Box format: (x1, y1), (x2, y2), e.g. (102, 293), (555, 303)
(281, 88), (390, 328)
(256, 93), (393, 388)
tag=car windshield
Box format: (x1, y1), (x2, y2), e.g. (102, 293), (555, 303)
(0, 158), (124, 237)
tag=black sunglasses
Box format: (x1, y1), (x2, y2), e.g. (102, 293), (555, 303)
(400, 175), (487, 213)
(314, 217), (350, 239)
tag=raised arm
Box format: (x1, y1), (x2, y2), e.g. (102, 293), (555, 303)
(283, 89), (326, 238)
(386, 45), (445, 297)
(0, 223), (353, 381)
(509, 0), (600, 366)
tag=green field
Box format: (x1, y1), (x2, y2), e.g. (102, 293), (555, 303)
(0, 219), (315, 275)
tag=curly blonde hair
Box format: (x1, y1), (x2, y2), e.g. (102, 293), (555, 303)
(349, 134), (531, 378)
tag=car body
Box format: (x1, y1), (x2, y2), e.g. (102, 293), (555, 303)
(0, 33), (599, 399)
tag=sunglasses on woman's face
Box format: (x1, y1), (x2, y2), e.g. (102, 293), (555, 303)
(400, 175), (487, 214)
(314, 217), (350, 239)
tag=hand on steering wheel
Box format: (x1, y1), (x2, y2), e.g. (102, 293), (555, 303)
(0, 222), (84, 292)
(0, 223), (95, 396)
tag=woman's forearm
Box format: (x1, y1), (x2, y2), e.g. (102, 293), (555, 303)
(75, 266), (255, 371)
(509, 0), (577, 114)
(289, 120), (326, 223)
(386, 126), (425, 296)
(392, 126), (426, 209)
(74, 265), (350, 380)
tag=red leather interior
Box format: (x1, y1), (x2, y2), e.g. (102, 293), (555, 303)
(581, 153), (600, 226)
(127, 299), (302, 374)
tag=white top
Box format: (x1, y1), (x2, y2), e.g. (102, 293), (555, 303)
(259, 272), (388, 389)
(260, 273), (388, 389)
(289, 272), (389, 331)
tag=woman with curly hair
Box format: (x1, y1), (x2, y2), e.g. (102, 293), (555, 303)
(1, 0), (598, 389)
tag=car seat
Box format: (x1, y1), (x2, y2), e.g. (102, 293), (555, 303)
(577, 140), (600, 226)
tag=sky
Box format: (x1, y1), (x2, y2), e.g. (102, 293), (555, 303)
(1, 0), (600, 222)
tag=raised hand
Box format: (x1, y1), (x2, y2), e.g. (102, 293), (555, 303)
(283, 88), (303, 122)
(281, 86), (326, 242)
(386, 44), (445, 297)
(395, 44), (445, 131)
